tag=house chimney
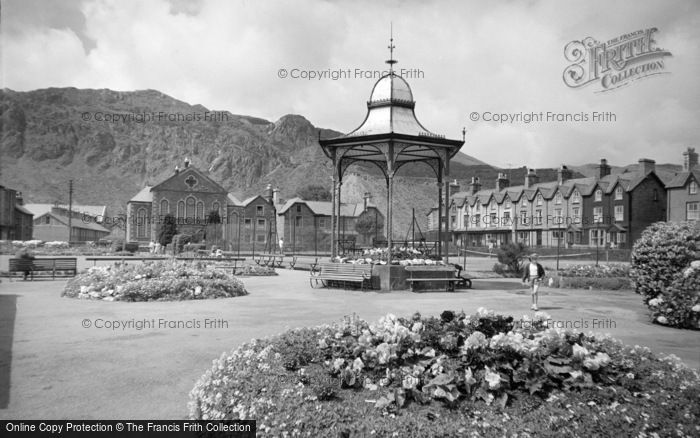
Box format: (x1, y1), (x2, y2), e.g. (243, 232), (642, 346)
(184, 157), (190, 168)
(683, 147), (698, 171)
(557, 165), (572, 185)
(264, 184), (273, 203)
(525, 169), (538, 188)
(496, 173), (509, 191)
(363, 192), (371, 212)
(468, 177), (481, 195)
(15, 191), (24, 205)
(175, 165), (180, 174)
(638, 158), (655, 175)
(597, 159), (611, 179)
(272, 187), (279, 205)
(449, 179), (461, 194)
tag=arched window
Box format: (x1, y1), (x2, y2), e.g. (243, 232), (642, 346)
(196, 201), (204, 220)
(186, 197), (196, 219)
(160, 199), (169, 215)
(177, 201), (185, 220)
(212, 201), (221, 216)
(136, 207), (148, 238)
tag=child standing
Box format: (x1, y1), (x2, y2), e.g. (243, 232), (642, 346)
(522, 253), (545, 310)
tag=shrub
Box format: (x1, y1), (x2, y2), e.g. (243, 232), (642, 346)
(630, 221), (700, 303)
(189, 310), (700, 436)
(123, 242), (139, 253)
(62, 260), (248, 301)
(557, 276), (631, 290)
(15, 248), (35, 260)
(172, 234), (192, 254)
(647, 262), (700, 329)
(560, 263), (630, 278)
(495, 242), (528, 275)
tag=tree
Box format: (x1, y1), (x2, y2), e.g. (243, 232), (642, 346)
(205, 210), (222, 248)
(297, 184), (331, 201)
(496, 242), (529, 275)
(158, 214), (178, 248)
(355, 210), (384, 246)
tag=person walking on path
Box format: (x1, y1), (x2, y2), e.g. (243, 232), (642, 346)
(522, 253), (545, 311)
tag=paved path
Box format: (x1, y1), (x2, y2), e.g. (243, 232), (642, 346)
(0, 269), (698, 420)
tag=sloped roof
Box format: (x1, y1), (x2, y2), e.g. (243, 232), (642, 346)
(666, 170), (700, 188)
(227, 193), (242, 206)
(278, 198), (378, 217)
(128, 187), (153, 203)
(25, 203), (107, 217)
(35, 212), (110, 233)
(15, 205), (33, 216)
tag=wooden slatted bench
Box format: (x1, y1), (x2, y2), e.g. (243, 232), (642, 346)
(9, 257), (78, 281)
(310, 262), (373, 290)
(405, 266), (457, 292)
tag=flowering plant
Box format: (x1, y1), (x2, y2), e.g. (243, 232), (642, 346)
(62, 260), (247, 301)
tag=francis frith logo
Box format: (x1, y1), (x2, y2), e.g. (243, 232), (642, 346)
(563, 27), (672, 92)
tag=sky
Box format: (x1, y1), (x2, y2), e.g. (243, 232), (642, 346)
(2, 0), (699, 169)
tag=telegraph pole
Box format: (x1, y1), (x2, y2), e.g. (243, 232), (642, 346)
(68, 180), (73, 244)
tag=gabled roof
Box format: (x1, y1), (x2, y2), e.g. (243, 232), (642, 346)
(24, 203), (107, 217)
(128, 187), (153, 203)
(666, 169), (700, 189)
(278, 198), (378, 218)
(35, 212), (110, 233)
(227, 193), (242, 206)
(150, 166), (227, 194)
(15, 205), (33, 216)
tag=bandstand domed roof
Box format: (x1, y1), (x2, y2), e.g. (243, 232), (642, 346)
(369, 72), (414, 105)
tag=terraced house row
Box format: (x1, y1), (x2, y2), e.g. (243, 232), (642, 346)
(428, 148), (699, 249)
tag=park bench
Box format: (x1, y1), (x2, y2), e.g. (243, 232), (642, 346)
(405, 266), (457, 292)
(310, 262), (373, 290)
(287, 256), (298, 270)
(254, 254), (284, 268)
(8, 257), (78, 281)
(453, 264), (473, 289)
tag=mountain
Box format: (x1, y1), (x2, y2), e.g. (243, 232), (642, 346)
(0, 87), (495, 236)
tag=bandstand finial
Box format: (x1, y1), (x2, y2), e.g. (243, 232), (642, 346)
(386, 23), (397, 73)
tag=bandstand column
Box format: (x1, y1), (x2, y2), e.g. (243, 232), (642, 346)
(386, 170), (394, 266)
(444, 174), (451, 263)
(337, 179), (343, 255)
(331, 168), (337, 258)
(437, 173), (443, 258)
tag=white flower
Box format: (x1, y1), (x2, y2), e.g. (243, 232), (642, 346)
(484, 366), (501, 389)
(464, 331), (487, 350)
(332, 358), (345, 371)
(402, 375), (419, 390)
(572, 344), (590, 359)
(352, 358), (364, 372)
(648, 298), (661, 307)
(691, 304), (700, 313)
(656, 316), (668, 325)
(464, 368), (476, 386)
(411, 322), (423, 333)
(583, 352), (610, 371)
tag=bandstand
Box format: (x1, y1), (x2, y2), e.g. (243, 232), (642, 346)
(319, 38), (464, 289)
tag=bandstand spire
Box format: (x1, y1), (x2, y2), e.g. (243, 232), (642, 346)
(386, 24), (397, 73)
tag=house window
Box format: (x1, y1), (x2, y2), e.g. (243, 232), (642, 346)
(256, 234), (266, 243)
(615, 186), (623, 200)
(244, 218), (252, 229)
(521, 198), (527, 207)
(653, 189), (658, 201)
(535, 210), (543, 225)
(256, 205), (264, 216)
(320, 217), (329, 228)
(554, 193), (562, 204)
(590, 229), (604, 246)
(296, 204), (302, 213)
(160, 199), (169, 215)
(196, 201), (204, 220)
(690, 181), (699, 195)
(618, 233), (626, 243)
(572, 190), (581, 204)
(593, 206), (603, 223)
(554, 208), (563, 225)
(463, 214), (469, 228)
(489, 212), (497, 227)
(257, 218), (266, 227)
(451, 216), (457, 228)
(520, 210), (528, 225)
(177, 201), (185, 220)
(574, 231), (582, 244)
(473, 214), (481, 227)
(614, 205), (624, 222)
(687, 202), (700, 221)
(44, 216), (50, 224)
(536, 194), (543, 206)
(186, 197), (196, 219)
(594, 189), (602, 202)
(553, 230), (564, 239)
(136, 208), (148, 238)
(212, 201), (220, 216)
(503, 210), (511, 225)
(295, 216), (302, 227)
(573, 207), (581, 222)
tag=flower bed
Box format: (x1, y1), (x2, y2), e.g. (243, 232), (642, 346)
(337, 247), (444, 266)
(559, 263), (630, 278)
(62, 260), (247, 301)
(189, 309), (699, 436)
(556, 276), (631, 290)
